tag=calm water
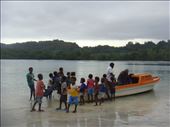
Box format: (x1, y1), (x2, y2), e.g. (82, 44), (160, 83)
(1, 60), (170, 127)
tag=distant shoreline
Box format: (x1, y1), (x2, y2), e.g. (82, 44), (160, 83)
(1, 39), (170, 61)
(1, 59), (170, 62)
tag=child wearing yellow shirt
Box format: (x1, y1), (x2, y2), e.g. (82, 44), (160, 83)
(66, 77), (79, 113)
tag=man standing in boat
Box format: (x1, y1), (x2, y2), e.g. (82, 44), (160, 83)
(106, 63), (115, 100)
(106, 63), (115, 82)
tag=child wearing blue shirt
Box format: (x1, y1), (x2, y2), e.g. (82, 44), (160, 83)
(79, 78), (87, 105)
(110, 76), (116, 101)
(99, 78), (106, 105)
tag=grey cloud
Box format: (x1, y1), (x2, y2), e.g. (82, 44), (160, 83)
(1, 1), (169, 42)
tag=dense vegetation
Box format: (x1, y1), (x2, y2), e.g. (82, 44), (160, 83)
(1, 39), (170, 61)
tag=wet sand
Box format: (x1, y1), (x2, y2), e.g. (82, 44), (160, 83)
(1, 91), (169, 127)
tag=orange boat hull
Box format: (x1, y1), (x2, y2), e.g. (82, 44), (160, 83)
(115, 73), (160, 97)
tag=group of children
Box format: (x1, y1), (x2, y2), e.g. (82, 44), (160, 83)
(30, 67), (117, 113)
(84, 74), (116, 106)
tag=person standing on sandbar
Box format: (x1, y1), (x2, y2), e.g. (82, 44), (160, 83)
(26, 67), (36, 101)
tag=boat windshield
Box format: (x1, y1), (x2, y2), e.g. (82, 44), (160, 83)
(141, 75), (152, 81)
(131, 77), (139, 84)
(117, 76), (139, 86)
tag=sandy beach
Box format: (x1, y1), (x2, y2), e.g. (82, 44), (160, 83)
(2, 90), (169, 127)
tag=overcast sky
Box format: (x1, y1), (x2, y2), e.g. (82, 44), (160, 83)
(1, 1), (170, 47)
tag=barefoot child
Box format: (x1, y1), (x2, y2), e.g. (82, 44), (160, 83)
(103, 74), (110, 100)
(94, 76), (100, 106)
(67, 77), (79, 113)
(31, 74), (45, 112)
(99, 78), (106, 105)
(26, 67), (36, 101)
(79, 78), (87, 105)
(44, 73), (54, 100)
(56, 76), (68, 110)
(87, 74), (94, 102)
(110, 76), (116, 101)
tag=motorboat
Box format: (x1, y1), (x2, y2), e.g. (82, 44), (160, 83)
(115, 73), (160, 97)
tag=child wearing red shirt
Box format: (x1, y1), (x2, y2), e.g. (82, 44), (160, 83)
(87, 74), (95, 102)
(31, 74), (45, 112)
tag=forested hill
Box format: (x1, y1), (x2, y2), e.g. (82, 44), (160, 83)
(1, 39), (170, 61)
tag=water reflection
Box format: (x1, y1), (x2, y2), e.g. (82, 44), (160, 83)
(43, 110), (125, 127)
(1, 60), (169, 127)
(27, 121), (42, 127)
(25, 91), (156, 127)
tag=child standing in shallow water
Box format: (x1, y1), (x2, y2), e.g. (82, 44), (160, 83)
(26, 67), (36, 101)
(31, 74), (45, 112)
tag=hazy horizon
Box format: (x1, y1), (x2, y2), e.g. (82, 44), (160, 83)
(1, 38), (166, 48)
(1, 1), (169, 47)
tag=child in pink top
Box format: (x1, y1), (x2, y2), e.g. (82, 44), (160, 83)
(87, 74), (94, 102)
(31, 74), (45, 112)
